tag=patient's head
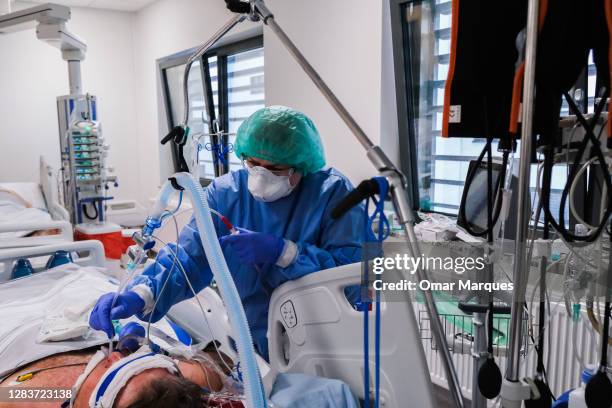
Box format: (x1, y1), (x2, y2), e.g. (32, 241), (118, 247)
(119, 373), (203, 408)
(72, 351), (204, 408)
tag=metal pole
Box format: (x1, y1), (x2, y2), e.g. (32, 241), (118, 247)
(254, 3), (465, 405)
(405, 224), (465, 408)
(67, 60), (82, 95)
(180, 14), (246, 127)
(505, 0), (540, 388)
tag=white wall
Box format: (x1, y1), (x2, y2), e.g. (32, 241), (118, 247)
(263, 0), (383, 184)
(131, 0), (259, 204)
(131, 0), (386, 204)
(1, 0), (390, 206)
(0, 2), (140, 202)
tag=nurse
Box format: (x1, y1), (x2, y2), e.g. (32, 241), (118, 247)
(89, 106), (367, 361)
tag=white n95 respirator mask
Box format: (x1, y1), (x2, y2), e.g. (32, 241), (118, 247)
(247, 166), (295, 202)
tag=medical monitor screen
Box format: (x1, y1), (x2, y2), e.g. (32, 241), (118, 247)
(457, 160), (503, 236)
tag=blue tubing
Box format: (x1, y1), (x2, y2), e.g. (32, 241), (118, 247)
(164, 173), (266, 408)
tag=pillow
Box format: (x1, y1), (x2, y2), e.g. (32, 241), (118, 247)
(0, 182), (46, 210)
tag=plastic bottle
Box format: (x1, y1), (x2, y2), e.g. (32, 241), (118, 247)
(45, 250), (73, 269)
(11, 258), (34, 279)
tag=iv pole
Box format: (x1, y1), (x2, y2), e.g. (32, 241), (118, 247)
(502, 0), (540, 406)
(168, 1), (466, 406)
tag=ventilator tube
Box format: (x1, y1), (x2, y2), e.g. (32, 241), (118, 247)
(153, 173), (266, 408)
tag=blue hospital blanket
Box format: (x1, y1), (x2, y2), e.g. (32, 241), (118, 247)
(270, 373), (359, 408)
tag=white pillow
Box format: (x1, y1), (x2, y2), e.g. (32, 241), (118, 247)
(0, 182), (46, 210)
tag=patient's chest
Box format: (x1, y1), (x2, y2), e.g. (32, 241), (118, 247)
(0, 350), (93, 407)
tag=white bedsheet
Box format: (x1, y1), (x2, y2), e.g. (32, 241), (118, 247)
(0, 191), (52, 238)
(0, 264), (188, 378)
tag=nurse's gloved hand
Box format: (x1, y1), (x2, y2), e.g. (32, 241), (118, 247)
(117, 322), (146, 352)
(219, 227), (285, 266)
(89, 291), (145, 339)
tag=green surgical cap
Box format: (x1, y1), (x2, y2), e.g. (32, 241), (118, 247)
(235, 106), (326, 174)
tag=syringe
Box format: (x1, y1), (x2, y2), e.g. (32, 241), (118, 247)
(210, 208), (238, 234)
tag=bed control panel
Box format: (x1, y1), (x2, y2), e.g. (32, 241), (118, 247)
(280, 300), (297, 328)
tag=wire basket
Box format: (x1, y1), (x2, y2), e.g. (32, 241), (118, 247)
(418, 308), (530, 357)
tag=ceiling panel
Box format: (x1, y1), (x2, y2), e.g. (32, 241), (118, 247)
(17, 0), (157, 11)
(89, 0), (157, 11)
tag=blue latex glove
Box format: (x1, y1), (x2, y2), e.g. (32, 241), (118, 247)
(117, 322), (146, 352)
(219, 227), (285, 266)
(89, 291), (145, 338)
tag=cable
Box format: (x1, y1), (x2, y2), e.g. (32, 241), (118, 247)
(540, 91), (611, 243)
(82, 202), (99, 220)
(149, 231), (235, 376)
(146, 213), (181, 347)
(569, 157), (609, 230)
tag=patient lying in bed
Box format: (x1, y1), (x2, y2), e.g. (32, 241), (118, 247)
(0, 342), (234, 408)
(0, 187), (59, 238)
(0, 264), (359, 408)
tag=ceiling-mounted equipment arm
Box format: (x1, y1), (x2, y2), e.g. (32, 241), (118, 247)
(0, 3), (86, 54)
(0, 3), (87, 94)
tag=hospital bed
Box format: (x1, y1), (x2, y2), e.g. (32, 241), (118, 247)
(0, 157), (72, 249)
(0, 240), (105, 282)
(0, 241), (242, 377)
(268, 262), (436, 408)
(0, 239), (435, 407)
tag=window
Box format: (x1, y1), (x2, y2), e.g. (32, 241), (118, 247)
(395, 0), (595, 226)
(160, 36), (264, 182)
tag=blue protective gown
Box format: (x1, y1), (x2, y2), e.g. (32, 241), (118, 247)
(129, 167), (367, 361)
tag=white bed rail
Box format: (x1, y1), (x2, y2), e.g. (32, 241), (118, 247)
(39, 156), (70, 222)
(0, 220), (73, 249)
(0, 240), (105, 282)
(268, 262), (436, 408)
(106, 199), (147, 228)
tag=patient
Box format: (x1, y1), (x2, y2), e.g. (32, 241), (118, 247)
(0, 187), (59, 237)
(0, 342), (234, 408)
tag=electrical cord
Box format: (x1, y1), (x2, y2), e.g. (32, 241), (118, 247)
(569, 156), (609, 230)
(540, 90), (611, 243)
(82, 202), (99, 220)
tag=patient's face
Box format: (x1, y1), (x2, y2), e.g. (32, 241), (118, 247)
(72, 351), (175, 408)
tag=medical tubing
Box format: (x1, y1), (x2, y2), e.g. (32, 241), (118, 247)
(145, 217), (179, 347)
(541, 92), (611, 242)
(569, 157), (609, 230)
(107, 250), (148, 353)
(150, 234), (235, 376)
(210, 208), (235, 232)
(164, 172), (266, 408)
(362, 203), (370, 408)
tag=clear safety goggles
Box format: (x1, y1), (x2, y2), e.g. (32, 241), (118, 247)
(241, 157), (295, 177)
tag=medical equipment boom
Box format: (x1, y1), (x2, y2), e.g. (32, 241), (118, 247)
(172, 1), (465, 406)
(0, 3), (117, 224)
